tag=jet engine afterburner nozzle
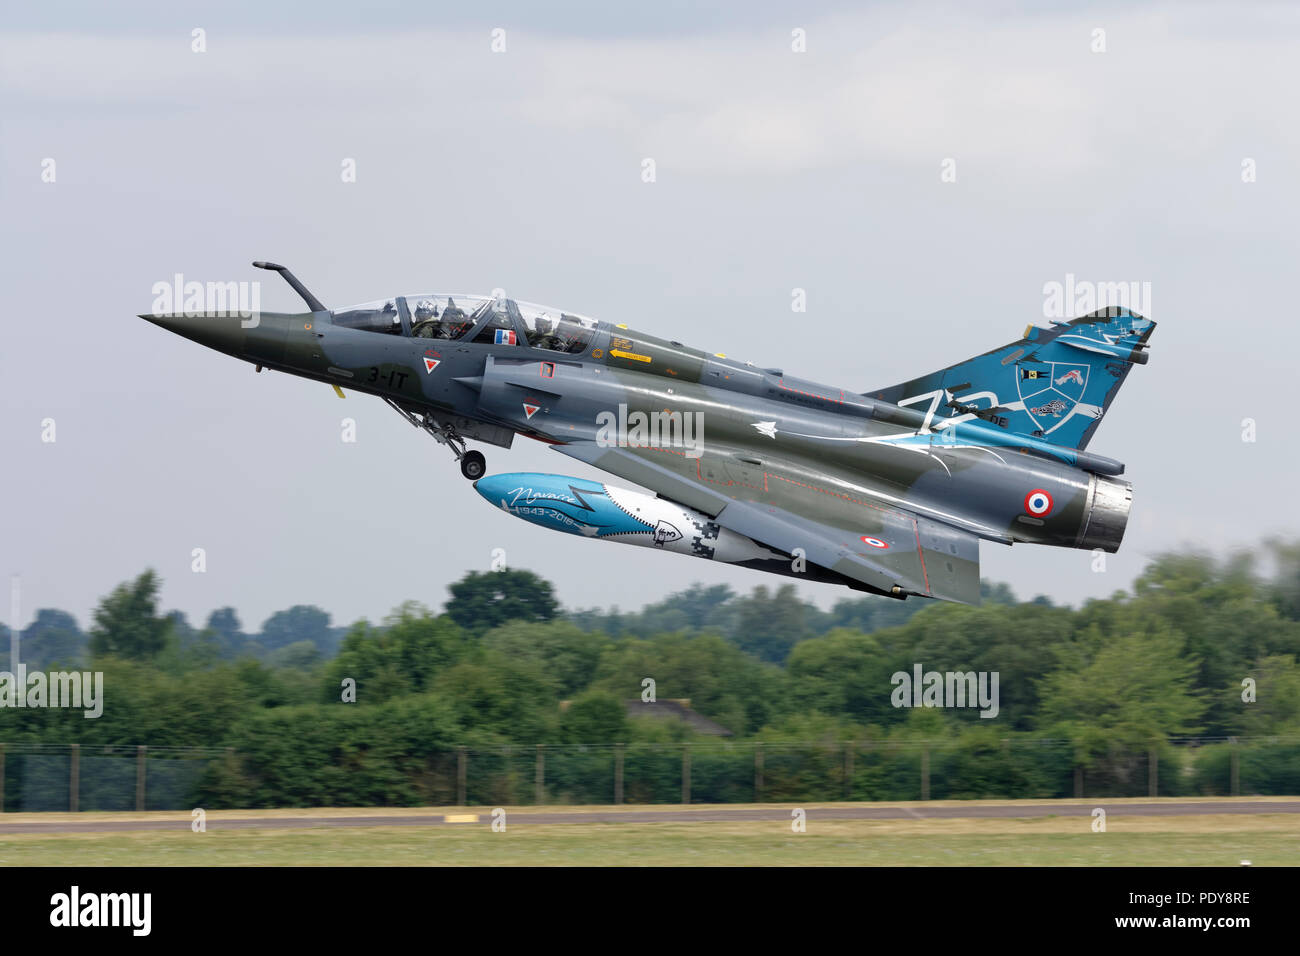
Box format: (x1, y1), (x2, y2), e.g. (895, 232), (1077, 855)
(1076, 474), (1132, 554)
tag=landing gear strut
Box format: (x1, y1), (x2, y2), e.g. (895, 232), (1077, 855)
(384, 399), (487, 480)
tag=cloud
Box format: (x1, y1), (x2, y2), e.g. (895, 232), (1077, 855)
(5, 5), (1299, 180)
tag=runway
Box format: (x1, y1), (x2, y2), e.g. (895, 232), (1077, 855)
(2, 799), (1298, 834)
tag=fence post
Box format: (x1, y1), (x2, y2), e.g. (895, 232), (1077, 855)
(844, 741), (855, 800)
(1230, 737), (1240, 796)
(1148, 745), (1158, 797)
(920, 744), (930, 801)
(535, 744), (544, 805)
(755, 743), (763, 801)
(456, 747), (467, 806)
(1074, 748), (1084, 799)
(1001, 738), (1010, 801)
(136, 745), (147, 812)
(614, 743), (624, 805)
(69, 744), (79, 812)
(681, 743), (691, 805)
(0, 742), (5, 813)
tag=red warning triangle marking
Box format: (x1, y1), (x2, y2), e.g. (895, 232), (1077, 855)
(423, 357), (441, 373)
(523, 403), (540, 420)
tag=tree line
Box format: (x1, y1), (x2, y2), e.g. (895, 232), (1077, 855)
(2, 543), (1299, 805)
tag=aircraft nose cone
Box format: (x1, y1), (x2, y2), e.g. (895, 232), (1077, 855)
(138, 312), (249, 355)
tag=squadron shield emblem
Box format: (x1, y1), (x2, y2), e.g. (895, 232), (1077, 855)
(1018, 362), (1089, 432)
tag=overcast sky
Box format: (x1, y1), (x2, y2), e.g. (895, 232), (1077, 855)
(2, 1), (1297, 633)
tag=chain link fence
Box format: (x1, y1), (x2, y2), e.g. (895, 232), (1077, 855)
(0, 744), (225, 812)
(1, 737), (1297, 811)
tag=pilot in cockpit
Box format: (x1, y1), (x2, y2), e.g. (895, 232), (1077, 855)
(441, 298), (466, 323)
(408, 299), (438, 338)
(531, 314), (559, 350)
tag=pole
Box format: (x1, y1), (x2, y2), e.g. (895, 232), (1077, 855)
(69, 743), (79, 812)
(456, 746), (467, 806)
(920, 745), (930, 801)
(9, 575), (20, 676)
(136, 745), (147, 812)
(844, 741), (855, 800)
(535, 744), (544, 805)
(614, 743), (624, 805)
(681, 743), (691, 805)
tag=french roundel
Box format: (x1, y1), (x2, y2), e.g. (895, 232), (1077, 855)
(1024, 489), (1053, 517)
(860, 536), (889, 550)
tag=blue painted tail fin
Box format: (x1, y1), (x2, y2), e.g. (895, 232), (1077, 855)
(867, 307), (1155, 451)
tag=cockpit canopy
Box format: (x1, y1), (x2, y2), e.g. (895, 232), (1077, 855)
(513, 299), (599, 354)
(330, 294), (599, 354)
(331, 298), (406, 335)
(406, 294), (493, 340)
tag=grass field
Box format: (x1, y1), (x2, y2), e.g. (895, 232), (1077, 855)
(1, 799), (1296, 865)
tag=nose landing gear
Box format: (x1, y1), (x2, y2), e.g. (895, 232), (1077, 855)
(383, 398), (488, 481)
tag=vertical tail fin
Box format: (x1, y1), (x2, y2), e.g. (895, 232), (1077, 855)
(867, 307), (1155, 451)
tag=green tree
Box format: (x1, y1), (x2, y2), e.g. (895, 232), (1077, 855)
(1084, 549), (1300, 734)
(591, 632), (786, 734)
(88, 570), (172, 661)
(430, 649), (559, 741)
(785, 628), (899, 726)
(445, 569), (559, 636)
(1232, 655), (1300, 735)
(268, 640), (323, 670)
(260, 605), (335, 654)
(481, 620), (611, 698)
(868, 601), (1077, 731)
(1038, 628), (1206, 751)
(202, 607), (249, 658)
(1267, 539), (1300, 621)
(731, 583), (823, 663)
(323, 606), (468, 704)
(826, 593), (933, 636)
(18, 608), (86, 669)
(560, 690), (628, 743)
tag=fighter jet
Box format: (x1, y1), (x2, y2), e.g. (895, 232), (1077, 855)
(140, 262), (1155, 604)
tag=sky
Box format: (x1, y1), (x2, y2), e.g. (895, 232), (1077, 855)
(2, 1), (1297, 633)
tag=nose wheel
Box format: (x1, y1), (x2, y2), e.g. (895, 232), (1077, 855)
(460, 450), (486, 481)
(381, 399), (489, 481)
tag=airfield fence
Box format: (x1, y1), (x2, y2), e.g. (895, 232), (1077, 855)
(1, 737), (1296, 812)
